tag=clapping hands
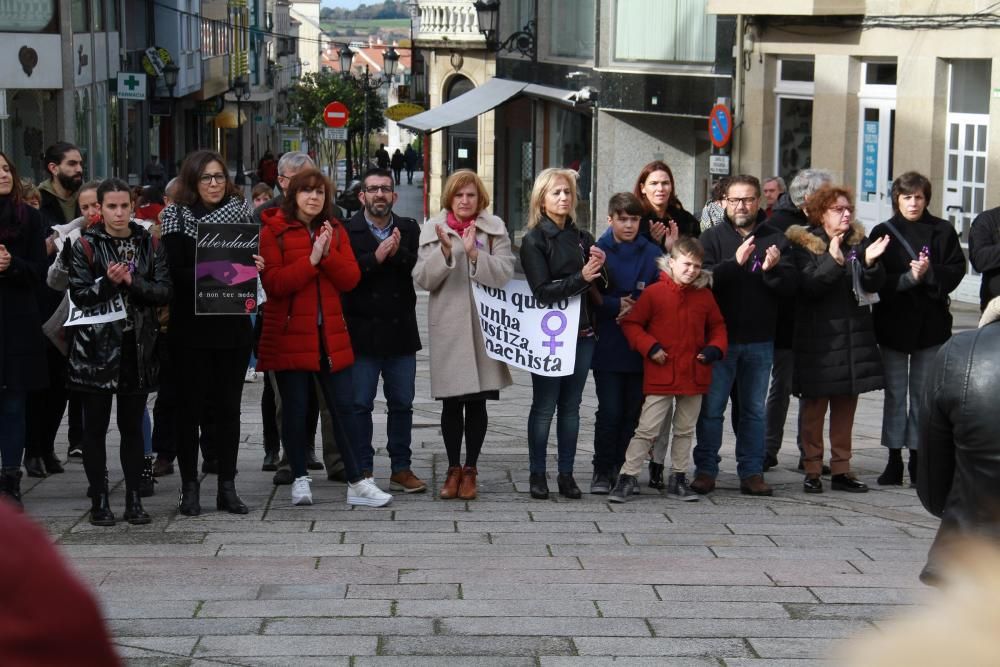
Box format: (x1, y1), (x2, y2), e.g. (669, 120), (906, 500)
(375, 227), (402, 264)
(582, 245), (606, 283)
(309, 222), (334, 266)
(0, 244), (9, 272)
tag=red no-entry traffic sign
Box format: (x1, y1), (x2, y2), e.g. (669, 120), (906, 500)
(324, 101), (349, 128)
(708, 103), (732, 149)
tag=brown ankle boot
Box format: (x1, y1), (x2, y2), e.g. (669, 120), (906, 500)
(439, 466), (463, 499)
(458, 466), (478, 500)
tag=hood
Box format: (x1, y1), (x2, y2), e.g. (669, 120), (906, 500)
(420, 209), (506, 244)
(38, 179), (64, 200)
(655, 255), (712, 289)
(260, 206), (298, 235)
(980, 297), (1000, 328)
(786, 221), (867, 254)
(772, 192), (799, 214)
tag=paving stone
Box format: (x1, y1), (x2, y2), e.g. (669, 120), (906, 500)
(439, 616), (651, 636)
(355, 658), (533, 666)
(784, 603), (920, 620)
(574, 637), (749, 657)
(341, 531), (490, 544)
(808, 587), (932, 604)
(97, 585), (260, 601)
(652, 586), (818, 603)
(457, 521), (600, 533)
(460, 583), (658, 600)
(541, 659), (716, 667)
(489, 533), (627, 545)
(747, 637), (841, 659)
(263, 617), (435, 635)
(215, 543), (362, 557)
(112, 637), (198, 657)
(108, 618), (263, 636)
(400, 566), (771, 586)
(361, 543), (550, 557)
(198, 600), (391, 618)
(379, 635), (576, 656)
(59, 544), (221, 558)
(722, 660), (834, 666)
(192, 635), (377, 657)
(345, 584), (460, 599)
(257, 584), (348, 600)
(598, 601), (791, 618)
(228, 660), (349, 667)
(395, 600), (600, 618)
(100, 600), (200, 619)
(646, 618), (871, 638)
(313, 520), (457, 533)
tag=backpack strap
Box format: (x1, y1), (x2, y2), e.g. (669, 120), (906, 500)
(79, 236), (95, 270)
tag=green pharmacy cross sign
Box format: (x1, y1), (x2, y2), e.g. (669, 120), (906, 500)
(117, 72), (147, 100)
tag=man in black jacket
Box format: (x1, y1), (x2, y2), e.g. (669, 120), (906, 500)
(342, 168), (426, 493)
(918, 297), (1000, 586)
(968, 205), (1000, 311)
(691, 175), (796, 496)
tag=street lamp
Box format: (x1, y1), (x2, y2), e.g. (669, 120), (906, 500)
(474, 0), (536, 58)
(231, 74), (251, 186)
(161, 63), (179, 179)
(337, 45), (400, 170)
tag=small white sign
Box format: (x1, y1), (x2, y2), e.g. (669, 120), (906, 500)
(66, 280), (128, 327)
(709, 154), (730, 176)
(117, 72), (147, 100)
(457, 148), (469, 159)
(324, 127), (348, 141)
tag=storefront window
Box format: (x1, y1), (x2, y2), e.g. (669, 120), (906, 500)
(547, 104), (591, 228)
(614, 0), (716, 63)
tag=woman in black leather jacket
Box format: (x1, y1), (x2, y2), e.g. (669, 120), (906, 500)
(67, 179), (171, 526)
(519, 168), (608, 500)
(632, 160), (700, 248)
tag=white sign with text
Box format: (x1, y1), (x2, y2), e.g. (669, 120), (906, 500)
(65, 279), (127, 327)
(472, 278), (581, 377)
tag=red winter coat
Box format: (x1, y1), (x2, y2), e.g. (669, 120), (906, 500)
(257, 208), (360, 372)
(621, 263), (728, 396)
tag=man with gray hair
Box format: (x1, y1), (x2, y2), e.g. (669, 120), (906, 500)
(252, 151), (314, 222)
(762, 176), (786, 218)
(763, 168), (833, 471)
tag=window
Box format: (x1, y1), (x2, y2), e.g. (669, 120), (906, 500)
(614, 0), (716, 63)
(773, 58), (815, 184)
(71, 0), (87, 33)
(546, 0), (595, 60)
(950, 59), (991, 115)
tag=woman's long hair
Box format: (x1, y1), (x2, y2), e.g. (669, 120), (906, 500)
(173, 150), (241, 208)
(633, 160), (684, 215)
(527, 168), (578, 229)
(0, 151), (24, 206)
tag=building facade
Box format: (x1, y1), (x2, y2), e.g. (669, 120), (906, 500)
(709, 0), (1000, 302)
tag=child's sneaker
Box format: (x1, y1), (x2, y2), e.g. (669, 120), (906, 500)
(666, 472), (699, 502)
(608, 474), (638, 503)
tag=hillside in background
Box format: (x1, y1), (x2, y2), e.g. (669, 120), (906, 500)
(321, 1), (411, 40)
(320, 1), (409, 20)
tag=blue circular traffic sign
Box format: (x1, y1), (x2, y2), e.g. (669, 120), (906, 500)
(709, 104), (732, 149)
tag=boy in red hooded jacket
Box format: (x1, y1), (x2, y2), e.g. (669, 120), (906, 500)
(610, 237), (728, 502)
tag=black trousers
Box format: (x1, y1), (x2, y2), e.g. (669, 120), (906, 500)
(173, 344), (250, 483)
(25, 342), (66, 459)
(80, 392), (147, 493)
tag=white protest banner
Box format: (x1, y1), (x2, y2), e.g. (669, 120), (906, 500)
(65, 279), (127, 327)
(472, 278), (581, 377)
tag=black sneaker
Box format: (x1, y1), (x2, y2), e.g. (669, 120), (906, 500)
(666, 472), (699, 502)
(609, 474), (637, 503)
(590, 469), (611, 495)
(67, 445), (83, 459)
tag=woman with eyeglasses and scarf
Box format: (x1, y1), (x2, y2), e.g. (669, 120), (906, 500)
(160, 150), (263, 516)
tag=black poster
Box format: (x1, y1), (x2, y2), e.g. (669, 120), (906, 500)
(195, 222), (260, 315)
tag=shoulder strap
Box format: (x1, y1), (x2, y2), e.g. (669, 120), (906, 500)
(882, 219), (918, 261)
(79, 237), (95, 270)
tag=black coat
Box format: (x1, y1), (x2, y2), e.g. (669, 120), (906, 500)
(0, 200), (48, 392)
(639, 206), (700, 249)
(765, 196), (807, 349)
(786, 222), (885, 398)
(341, 211), (421, 356)
(968, 206), (1000, 311)
(700, 216), (796, 344)
(918, 305), (1000, 583)
(869, 212), (966, 353)
(520, 216), (609, 334)
(67, 222), (172, 393)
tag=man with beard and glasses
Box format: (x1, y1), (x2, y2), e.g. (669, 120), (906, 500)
(38, 142), (84, 228)
(341, 168), (426, 493)
(691, 175), (797, 497)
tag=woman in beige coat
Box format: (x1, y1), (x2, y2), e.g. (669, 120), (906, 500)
(413, 170), (515, 500)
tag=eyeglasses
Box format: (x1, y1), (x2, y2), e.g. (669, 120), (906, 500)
(828, 205), (854, 216)
(726, 196), (759, 207)
(364, 185), (394, 194)
(199, 173), (227, 184)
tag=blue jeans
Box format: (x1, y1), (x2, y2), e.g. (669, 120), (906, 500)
(352, 353), (417, 474)
(0, 389), (27, 468)
(880, 345), (939, 450)
(592, 370), (643, 472)
(694, 341), (773, 480)
(527, 337), (595, 475)
(275, 359), (362, 481)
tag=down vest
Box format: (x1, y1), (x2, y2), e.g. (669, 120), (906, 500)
(786, 222), (885, 398)
(621, 261), (727, 395)
(256, 208), (360, 372)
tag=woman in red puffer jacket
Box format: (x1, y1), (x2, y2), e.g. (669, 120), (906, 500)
(257, 168), (392, 508)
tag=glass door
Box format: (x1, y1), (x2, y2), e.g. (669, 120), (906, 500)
(944, 113), (989, 304)
(855, 100), (895, 231)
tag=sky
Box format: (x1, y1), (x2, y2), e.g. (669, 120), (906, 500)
(321, 0), (369, 9)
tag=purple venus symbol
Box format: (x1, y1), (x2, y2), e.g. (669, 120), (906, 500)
(541, 311), (567, 355)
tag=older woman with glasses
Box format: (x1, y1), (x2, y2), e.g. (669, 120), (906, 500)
(785, 186), (890, 494)
(161, 150), (263, 516)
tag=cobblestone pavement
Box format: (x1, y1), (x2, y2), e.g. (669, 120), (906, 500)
(20, 181), (980, 664)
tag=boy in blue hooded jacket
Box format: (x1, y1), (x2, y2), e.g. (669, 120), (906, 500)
(589, 192), (663, 494)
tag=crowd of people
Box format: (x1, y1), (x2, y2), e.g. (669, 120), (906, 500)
(0, 141), (991, 571)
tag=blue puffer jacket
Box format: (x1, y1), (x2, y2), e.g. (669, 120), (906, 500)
(591, 229), (663, 373)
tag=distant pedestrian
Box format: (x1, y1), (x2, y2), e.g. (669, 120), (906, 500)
(375, 144), (390, 171)
(390, 149), (404, 186)
(143, 155), (166, 188)
(762, 176), (786, 218)
(404, 145), (418, 184)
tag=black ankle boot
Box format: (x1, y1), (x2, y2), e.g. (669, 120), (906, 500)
(23, 456), (47, 478)
(648, 462), (665, 490)
(0, 467), (24, 509)
(178, 480), (201, 516)
(42, 453), (65, 474)
(89, 486), (116, 526)
(529, 473), (549, 500)
(877, 450), (904, 486)
(556, 473), (582, 499)
(139, 456), (156, 498)
(123, 490), (151, 525)
(217, 479), (249, 514)
(908, 449), (919, 486)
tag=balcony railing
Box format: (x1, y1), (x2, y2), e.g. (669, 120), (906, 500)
(413, 0), (486, 44)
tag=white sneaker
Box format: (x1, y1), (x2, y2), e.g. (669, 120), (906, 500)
(244, 368), (258, 382)
(347, 478), (392, 507)
(291, 476), (313, 505)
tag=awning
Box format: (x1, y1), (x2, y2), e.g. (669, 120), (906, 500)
(399, 77), (580, 133)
